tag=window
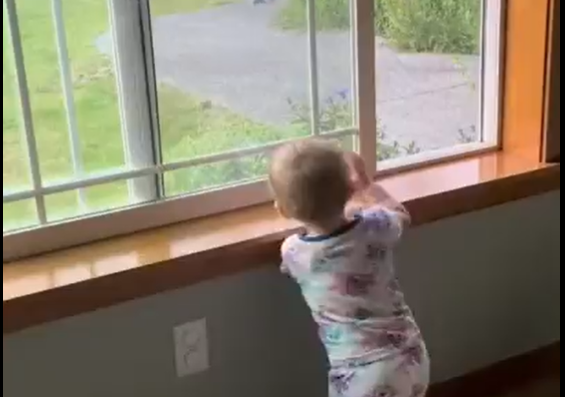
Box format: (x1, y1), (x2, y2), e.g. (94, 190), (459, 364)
(373, 0), (503, 171)
(3, 0), (503, 260)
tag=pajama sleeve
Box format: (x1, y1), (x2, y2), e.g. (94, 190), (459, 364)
(362, 207), (405, 245)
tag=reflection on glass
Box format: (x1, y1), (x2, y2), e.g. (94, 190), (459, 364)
(94, 253), (139, 277)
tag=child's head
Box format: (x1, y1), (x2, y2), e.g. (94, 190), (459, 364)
(269, 139), (352, 225)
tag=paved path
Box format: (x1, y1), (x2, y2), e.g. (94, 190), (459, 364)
(99, 2), (480, 150)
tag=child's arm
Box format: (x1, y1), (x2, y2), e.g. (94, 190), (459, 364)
(351, 184), (410, 245)
(361, 184), (411, 227)
(345, 152), (412, 240)
(344, 151), (411, 228)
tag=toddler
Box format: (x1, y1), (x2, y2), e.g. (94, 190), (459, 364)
(269, 139), (429, 397)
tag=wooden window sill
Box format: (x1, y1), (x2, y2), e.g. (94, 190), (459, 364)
(3, 150), (560, 335)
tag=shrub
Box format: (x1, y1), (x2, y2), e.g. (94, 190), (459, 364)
(277, 0), (481, 54)
(288, 91), (420, 161)
(380, 0), (481, 54)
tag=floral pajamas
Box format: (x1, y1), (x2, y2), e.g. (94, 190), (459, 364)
(281, 208), (429, 397)
(329, 344), (429, 397)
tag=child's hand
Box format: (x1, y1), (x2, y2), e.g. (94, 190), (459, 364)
(343, 152), (410, 225)
(343, 152), (376, 217)
(343, 151), (371, 192)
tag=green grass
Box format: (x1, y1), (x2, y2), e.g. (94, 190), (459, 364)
(151, 0), (234, 15)
(3, 0), (301, 230)
(156, 86), (302, 195)
(276, 0), (481, 54)
(277, 0), (351, 31)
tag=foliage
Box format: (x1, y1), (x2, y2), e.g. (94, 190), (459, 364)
(277, 0), (481, 54)
(287, 91), (421, 161)
(458, 125), (477, 143)
(2, 0), (280, 229)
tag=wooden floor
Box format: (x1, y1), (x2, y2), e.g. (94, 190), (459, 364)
(429, 344), (560, 397)
(501, 377), (560, 397)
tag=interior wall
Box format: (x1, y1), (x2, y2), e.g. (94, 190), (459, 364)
(3, 192), (560, 397)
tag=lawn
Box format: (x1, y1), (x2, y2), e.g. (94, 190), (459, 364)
(3, 0), (299, 230)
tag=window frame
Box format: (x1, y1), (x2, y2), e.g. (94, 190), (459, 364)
(1, 0), (531, 262)
(3, 0), (372, 260)
(375, 0), (505, 175)
(3, 0), (561, 334)
(543, 0), (560, 163)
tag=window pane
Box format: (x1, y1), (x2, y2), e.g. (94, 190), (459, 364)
(3, 200), (38, 232)
(277, 0), (355, 133)
(165, 153), (268, 197)
(16, 0), (125, 184)
(151, 0), (329, 165)
(374, 0), (485, 164)
(314, 0), (355, 133)
(45, 180), (144, 223)
(336, 134), (356, 152)
(3, 5), (31, 192)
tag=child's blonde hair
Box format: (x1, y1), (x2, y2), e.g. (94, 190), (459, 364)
(269, 139), (351, 225)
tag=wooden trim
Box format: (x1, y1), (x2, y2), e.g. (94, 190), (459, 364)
(392, 159), (560, 227)
(3, 178), (273, 263)
(3, 151), (560, 334)
(502, 0), (551, 157)
(355, 0), (377, 176)
(429, 342), (560, 397)
(543, 0), (561, 163)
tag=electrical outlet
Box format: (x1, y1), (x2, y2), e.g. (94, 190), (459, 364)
(173, 318), (209, 377)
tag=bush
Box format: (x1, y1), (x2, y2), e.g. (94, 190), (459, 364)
(380, 0), (481, 54)
(288, 91), (420, 161)
(277, 0), (481, 54)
